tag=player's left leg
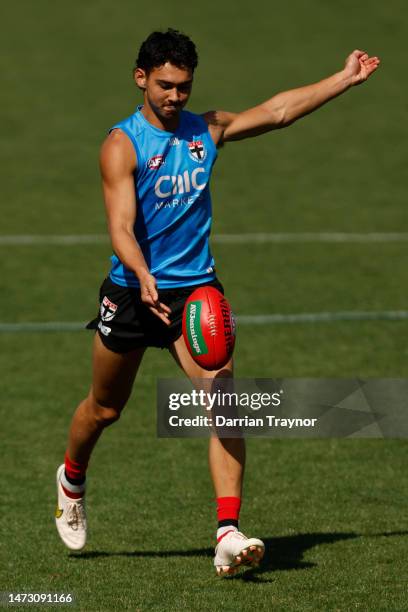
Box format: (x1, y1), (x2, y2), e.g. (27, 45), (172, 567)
(170, 335), (264, 575)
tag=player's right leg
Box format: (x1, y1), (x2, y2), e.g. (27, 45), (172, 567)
(55, 333), (145, 550)
(170, 333), (265, 576)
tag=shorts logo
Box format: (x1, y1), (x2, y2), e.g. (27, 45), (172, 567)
(100, 296), (117, 322)
(147, 155), (165, 170)
(188, 140), (207, 163)
(98, 321), (111, 336)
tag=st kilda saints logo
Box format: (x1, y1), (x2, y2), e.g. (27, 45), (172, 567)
(188, 140), (207, 163)
(100, 296), (118, 322)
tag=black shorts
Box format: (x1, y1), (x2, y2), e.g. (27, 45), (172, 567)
(87, 276), (224, 353)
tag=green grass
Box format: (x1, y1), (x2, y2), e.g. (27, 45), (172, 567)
(2, 333), (408, 610)
(1, 336), (408, 610)
(1, 0), (408, 610)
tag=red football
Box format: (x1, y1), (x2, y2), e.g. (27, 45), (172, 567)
(182, 286), (236, 371)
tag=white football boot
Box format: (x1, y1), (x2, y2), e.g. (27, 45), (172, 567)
(55, 464), (87, 550)
(214, 530), (265, 576)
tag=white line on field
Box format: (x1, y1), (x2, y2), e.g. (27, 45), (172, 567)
(0, 321), (89, 332)
(1, 310), (407, 332)
(0, 234), (109, 245)
(1, 233), (408, 246)
(238, 311), (408, 323)
(213, 233), (408, 244)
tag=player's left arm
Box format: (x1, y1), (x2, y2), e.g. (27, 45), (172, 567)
(204, 50), (380, 144)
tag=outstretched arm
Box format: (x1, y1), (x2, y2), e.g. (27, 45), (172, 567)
(204, 50), (380, 144)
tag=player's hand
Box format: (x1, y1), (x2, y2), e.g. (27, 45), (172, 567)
(139, 272), (172, 325)
(343, 50), (380, 86)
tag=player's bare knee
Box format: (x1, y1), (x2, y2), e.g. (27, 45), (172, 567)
(87, 394), (123, 427)
(95, 404), (121, 426)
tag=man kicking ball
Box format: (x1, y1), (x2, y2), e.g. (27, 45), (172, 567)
(55, 29), (380, 575)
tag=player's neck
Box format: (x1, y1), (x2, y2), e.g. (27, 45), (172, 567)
(140, 102), (181, 133)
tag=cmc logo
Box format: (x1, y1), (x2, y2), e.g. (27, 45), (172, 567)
(154, 168), (206, 198)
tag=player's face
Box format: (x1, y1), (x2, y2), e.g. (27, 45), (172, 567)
(135, 62), (193, 122)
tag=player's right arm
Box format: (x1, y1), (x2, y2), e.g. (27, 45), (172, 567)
(100, 129), (171, 324)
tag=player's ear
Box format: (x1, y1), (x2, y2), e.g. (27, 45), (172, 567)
(134, 68), (147, 90)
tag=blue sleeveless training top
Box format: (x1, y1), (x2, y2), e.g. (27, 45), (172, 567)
(108, 106), (217, 288)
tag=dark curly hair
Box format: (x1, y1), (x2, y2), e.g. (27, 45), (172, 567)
(135, 29), (198, 74)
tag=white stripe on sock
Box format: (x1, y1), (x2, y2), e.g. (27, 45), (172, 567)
(60, 469), (86, 495)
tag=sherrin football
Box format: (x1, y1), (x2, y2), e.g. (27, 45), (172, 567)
(182, 286), (236, 370)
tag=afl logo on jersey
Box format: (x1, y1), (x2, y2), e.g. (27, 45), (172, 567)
(147, 154), (165, 170)
(100, 296), (118, 322)
(188, 140), (207, 163)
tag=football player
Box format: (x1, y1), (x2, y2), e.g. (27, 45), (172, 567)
(55, 29), (379, 575)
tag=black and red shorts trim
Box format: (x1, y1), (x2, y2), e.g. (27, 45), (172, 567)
(86, 276), (224, 353)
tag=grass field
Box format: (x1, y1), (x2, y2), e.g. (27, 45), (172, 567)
(1, 1), (408, 610)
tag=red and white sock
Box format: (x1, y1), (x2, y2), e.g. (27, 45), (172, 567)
(60, 452), (87, 499)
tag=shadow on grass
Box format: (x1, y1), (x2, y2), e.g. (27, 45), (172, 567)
(68, 530), (408, 580)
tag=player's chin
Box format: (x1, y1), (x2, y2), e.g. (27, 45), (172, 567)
(162, 105), (182, 117)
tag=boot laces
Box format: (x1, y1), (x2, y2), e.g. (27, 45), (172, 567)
(66, 500), (85, 531)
